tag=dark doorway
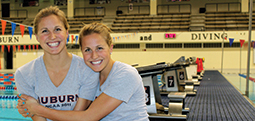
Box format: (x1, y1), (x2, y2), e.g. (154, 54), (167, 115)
(2, 3), (10, 17)
(4, 47), (13, 69)
(1, 3), (12, 69)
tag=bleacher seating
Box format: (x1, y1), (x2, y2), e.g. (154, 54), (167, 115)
(68, 15), (104, 34)
(204, 11), (254, 31)
(116, 13), (150, 17)
(111, 13), (191, 33)
(4, 5), (255, 34)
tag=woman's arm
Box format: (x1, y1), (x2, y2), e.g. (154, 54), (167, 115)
(31, 116), (47, 121)
(17, 96), (46, 121)
(17, 95), (92, 118)
(73, 98), (92, 111)
(20, 92), (122, 121)
(17, 104), (46, 121)
(15, 69), (46, 121)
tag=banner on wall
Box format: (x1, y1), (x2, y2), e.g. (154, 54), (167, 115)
(2, 18), (255, 46)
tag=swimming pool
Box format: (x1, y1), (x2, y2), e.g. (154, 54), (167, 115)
(223, 73), (255, 104)
(0, 92), (32, 120)
(0, 108), (32, 120)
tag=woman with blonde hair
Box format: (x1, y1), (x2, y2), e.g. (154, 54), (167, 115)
(16, 6), (99, 120)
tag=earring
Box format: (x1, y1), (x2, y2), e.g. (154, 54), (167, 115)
(110, 52), (112, 55)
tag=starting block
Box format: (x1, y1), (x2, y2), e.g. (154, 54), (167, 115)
(175, 63), (197, 96)
(136, 63), (188, 120)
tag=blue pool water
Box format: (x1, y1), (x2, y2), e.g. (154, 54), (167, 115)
(223, 73), (255, 103)
(0, 107), (32, 120)
(0, 93), (32, 120)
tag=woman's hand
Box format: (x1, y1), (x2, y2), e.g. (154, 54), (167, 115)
(17, 94), (39, 117)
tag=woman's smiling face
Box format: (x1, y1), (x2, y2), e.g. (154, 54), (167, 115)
(81, 33), (113, 73)
(35, 14), (68, 55)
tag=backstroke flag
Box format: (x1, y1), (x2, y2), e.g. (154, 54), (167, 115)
(11, 22), (16, 36)
(240, 39), (245, 47)
(229, 38), (234, 47)
(1, 20), (6, 35)
(20, 25), (25, 37)
(28, 27), (33, 40)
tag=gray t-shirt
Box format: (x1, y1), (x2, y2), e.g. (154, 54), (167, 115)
(15, 54), (99, 120)
(95, 61), (149, 121)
